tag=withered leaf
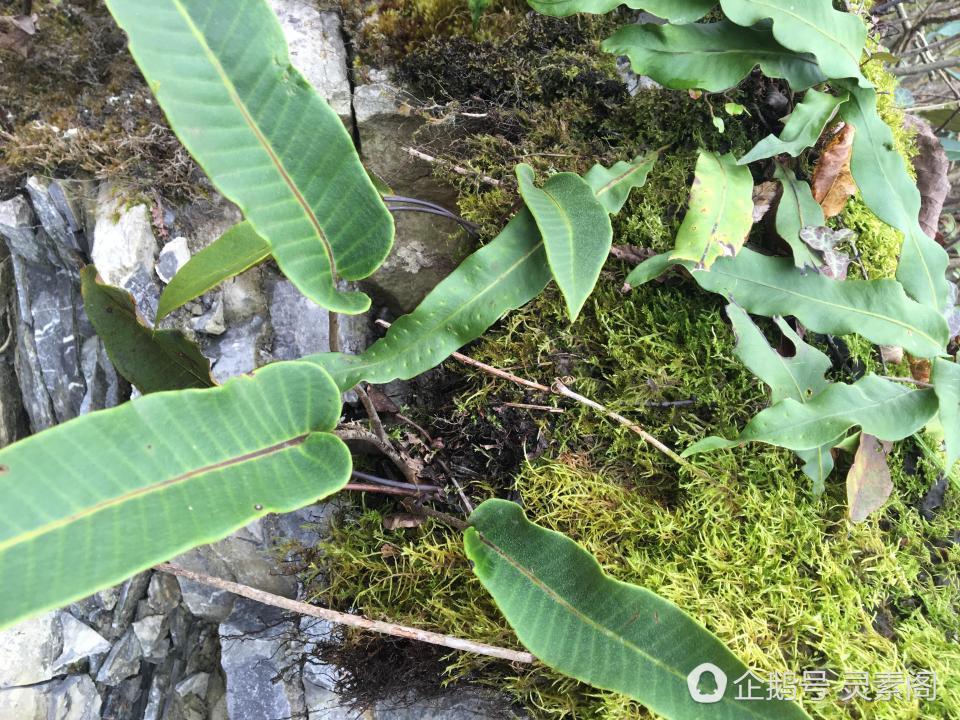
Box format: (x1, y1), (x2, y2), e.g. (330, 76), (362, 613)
(847, 433), (894, 523)
(752, 181), (780, 223)
(0, 14), (36, 59)
(382, 513), (424, 531)
(812, 124), (858, 218)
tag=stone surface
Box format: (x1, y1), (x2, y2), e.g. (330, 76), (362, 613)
(133, 615), (169, 663)
(205, 316), (270, 383)
(0, 233), (27, 447)
(156, 236), (191, 284)
(270, 1), (353, 121)
(0, 188), (118, 431)
(0, 685), (48, 720)
(145, 572), (182, 616)
(48, 674), (102, 720)
(190, 291), (226, 336)
(0, 611), (62, 687)
(220, 598), (307, 720)
(353, 81), (473, 313)
(96, 628), (142, 686)
(92, 182), (160, 322)
(373, 689), (525, 719)
(52, 613), (111, 674)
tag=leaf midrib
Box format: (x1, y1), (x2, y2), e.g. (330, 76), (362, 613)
(475, 530), (777, 719)
(0, 433), (311, 553)
(702, 264), (942, 351)
(169, 0), (338, 277)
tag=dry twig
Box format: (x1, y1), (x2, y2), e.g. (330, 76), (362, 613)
(155, 563), (533, 664)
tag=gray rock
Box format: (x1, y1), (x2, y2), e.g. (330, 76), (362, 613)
(112, 571), (153, 638)
(96, 628), (142, 686)
(175, 671), (210, 700)
(156, 236), (191, 284)
(219, 598), (307, 720)
(48, 674), (102, 720)
(51, 613), (111, 674)
(373, 689), (525, 719)
(353, 81), (473, 313)
(78, 334), (122, 417)
(0, 611), (62, 687)
(221, 269), (267, 326)
(92, 182), (160, 322)
(0, 191), (106, 431)
(133, 615), (169, 663)
(269, 1), (353, 121)
(0, 685), (47, 719)
(146, 572), (182, 615)
(0, 239), (27, 448)
(191, 292), (226, 336)
(173, 525), (298, 622)
(205, 315), (270, 382)
(99, 675), (144, 720)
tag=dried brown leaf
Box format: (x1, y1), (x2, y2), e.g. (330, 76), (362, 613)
(812, 124), (858, 218)
(905, 115), (951, 240)
(382, 514), (425, 531)
(752, 181), (780, 223)
(847, 433), (893, 523)
(908, 355), (932, 384)
(0, 14), (36, 58)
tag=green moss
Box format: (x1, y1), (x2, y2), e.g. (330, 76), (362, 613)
(310, 282), (960, 719)
(305, 9), (957, 720)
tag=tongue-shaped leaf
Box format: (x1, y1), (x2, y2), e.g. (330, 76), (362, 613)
(103, 0), (393, 314)
(0, 361), (351, 630)
(465, 499), (811, 720)
(602, 20), (826, 93)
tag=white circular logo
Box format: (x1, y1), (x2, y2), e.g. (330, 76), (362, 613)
(687, 662), (728, 704)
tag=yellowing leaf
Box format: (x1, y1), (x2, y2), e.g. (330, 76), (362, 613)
(811, 124), (858, 218)
(670, 151), (754, 269)
(847, 434), (894, 523)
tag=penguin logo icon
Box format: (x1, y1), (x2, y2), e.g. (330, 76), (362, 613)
(687, 663), (727, 704)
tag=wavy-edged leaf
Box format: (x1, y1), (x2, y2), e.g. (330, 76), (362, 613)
(670, 151), (754, 269)
(686, 374), (938, 455)
(528, 0), (715, 23)
(628, 249), (950, 357)
(308, 211), (551, 391)
(773, 165), (824, 270)
(718, 0), (869, 86)
(839, 83), (950, 311)
(933, 357), (960, 472)
(465, 499), (810, 720)
(0, 361), (351, 630)
(157, 222), (269, 322)
(516, 164), (612, 320)
(739, 89), (847, 164)
(847, 434), (893, 523)
(103, 0), (393, 314)
(81, 266), (215, 393)
(602, 21), (826, 93)
(726, 303), (834, 492)
(584, 151), (658, 214)
(692, 249), (949, 358)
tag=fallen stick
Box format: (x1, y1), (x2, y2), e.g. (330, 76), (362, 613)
(155, 563), (534, 664)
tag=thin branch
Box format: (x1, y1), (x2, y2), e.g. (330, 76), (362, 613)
(344, 483), (434, 498)
(892, 56), (960, 76)
(335, 426), (420, 486)
(502, 402), (565, 413)
(355, 384), (389, 444)
(403, 147), (502, 187)
(350, 470), (440, 493)
(155, 563), (534, 664)
(401, 499), (469, 531)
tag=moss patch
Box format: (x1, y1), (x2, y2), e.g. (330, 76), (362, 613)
(304, 8), (958, 720)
